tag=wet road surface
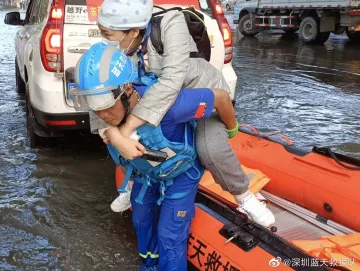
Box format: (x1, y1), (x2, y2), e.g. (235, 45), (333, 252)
(0, 8), (140, 271)
(0, 7), (359, 271)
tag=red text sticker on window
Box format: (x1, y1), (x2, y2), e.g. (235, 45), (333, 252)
(86, 0), (104, 21)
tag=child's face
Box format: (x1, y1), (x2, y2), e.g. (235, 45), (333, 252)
(98, 24), (142, 55)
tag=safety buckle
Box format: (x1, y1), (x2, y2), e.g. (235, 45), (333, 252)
(219, 223), (259, 252)
(158, 161), (182, 177)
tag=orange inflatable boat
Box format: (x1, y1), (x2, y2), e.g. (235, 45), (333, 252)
(115, 125), (360, 271)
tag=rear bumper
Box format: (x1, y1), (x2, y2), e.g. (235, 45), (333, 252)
(32, 106), (90, 130)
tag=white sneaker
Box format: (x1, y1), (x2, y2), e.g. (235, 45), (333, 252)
(237, 192), (275, 228)
(110, 191), (131, 212)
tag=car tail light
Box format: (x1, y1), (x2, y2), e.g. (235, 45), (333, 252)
(349, 11), (360, 16)
(40, 0), (64, 72)
(210, 0), (233, 64)
(51, 8), (63, 19)
(220, 19), (233, 63)
(215, 2), (224, 15)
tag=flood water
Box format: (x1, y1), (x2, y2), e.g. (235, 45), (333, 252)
(0, 7), (359, 271)
(0, 9), (140, 271)
(232, 30), (360, 157)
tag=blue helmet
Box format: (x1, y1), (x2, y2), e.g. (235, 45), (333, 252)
(71, 42), (138, 111)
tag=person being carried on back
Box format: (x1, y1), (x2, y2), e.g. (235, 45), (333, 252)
(71, 41), (240, 270)
(92, 0), (275, 228)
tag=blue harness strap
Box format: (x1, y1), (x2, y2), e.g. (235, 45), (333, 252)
(107, 144), (121, 166)
(110, 78), (202, 205)
(155, 173), (203, 205)
(129, 121), (203, 205)
(156, 181), (167, 205)
(135, 176), (151, 205)
(118, 164), (134, 193)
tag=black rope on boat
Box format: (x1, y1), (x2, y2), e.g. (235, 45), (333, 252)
(314, 147), (360, 170)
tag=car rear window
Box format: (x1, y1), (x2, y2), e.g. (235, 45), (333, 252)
(64, 0), (214, 24)
(197, 0), (214, 18)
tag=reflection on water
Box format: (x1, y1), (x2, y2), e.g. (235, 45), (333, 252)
(232, 31), (360, 157)
(0, 9), (139, 271)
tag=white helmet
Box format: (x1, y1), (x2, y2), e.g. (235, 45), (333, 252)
(98, 0), (154, 31)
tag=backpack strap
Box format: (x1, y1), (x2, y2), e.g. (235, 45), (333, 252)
(190, 52), (206, 58)
(150, 7), (208, 59)
(152, 6), (182, 16)
(150, 16), (164, 55)
(150, 6), (184, 55)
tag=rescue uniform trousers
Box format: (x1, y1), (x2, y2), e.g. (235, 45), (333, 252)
(131, 179), (198, 271)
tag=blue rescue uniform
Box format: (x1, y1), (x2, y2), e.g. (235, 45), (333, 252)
(130, 85), (215, 271)
(72, 41), (216, 271)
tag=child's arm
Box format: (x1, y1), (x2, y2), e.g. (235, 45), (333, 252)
(99, 128), (111, 144)
(104, 127), (145, 160)
(164, 87), (238, 138)
(212, 88), (237, 130)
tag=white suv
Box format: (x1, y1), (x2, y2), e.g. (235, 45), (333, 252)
(5, 0), (237, 148)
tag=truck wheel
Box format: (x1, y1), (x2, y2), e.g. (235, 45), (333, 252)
(25, 83), (44, 148)
(299, 17), (320, 43)
(226, 4), (230, 11)
(15, 58), (26, 94)
(346, 30), (360, 41)
(238, 14), (259, 37)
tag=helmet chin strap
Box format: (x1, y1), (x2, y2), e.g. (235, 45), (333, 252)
(118, 93), (130, 126)
(115, 85), (139, 127)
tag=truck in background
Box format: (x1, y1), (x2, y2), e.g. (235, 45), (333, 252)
(233, 0), (360, 43)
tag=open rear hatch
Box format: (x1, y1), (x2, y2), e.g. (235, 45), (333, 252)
(62, 0), (232, 105)
(62, 0), (103, 107)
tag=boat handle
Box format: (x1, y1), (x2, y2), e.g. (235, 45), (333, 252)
(262, 133), (294, 146)
(238, 124), (260, 135)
